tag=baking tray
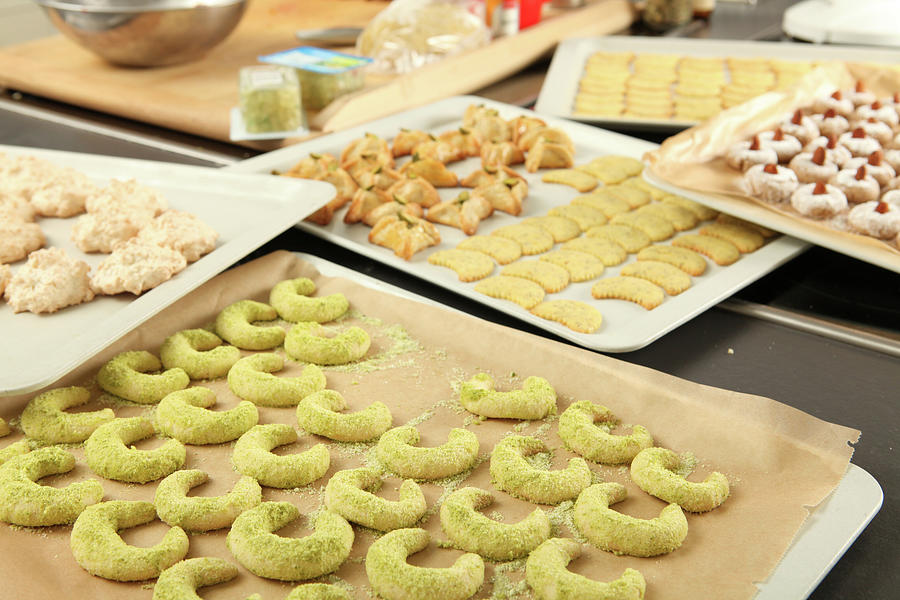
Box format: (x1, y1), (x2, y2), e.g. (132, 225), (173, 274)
(304, 251), (883, 600)
(225, 96), (808, 353)
(534, 36), (900, 134)
(0, 145), (335, 397)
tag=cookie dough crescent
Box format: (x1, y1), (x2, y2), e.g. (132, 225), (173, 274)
(296, 390), (392, 442)
(284, 322), (371, 366)
(489, 435), (591, 505)
(0, 447), (103, 526)
(231, 424), (329, 488)
(630, 447), (729, 513)
(155, 387), (258, 445)
(152, 557), (239, 600)
(228, 353), (326, 407)
(155, 469), (262, 531)
(20, 386), (115, 444)
(226, 502), (353, 581)
(70, 500), (189, 582)
(215, 299), (286, 351)
(439, 487), (551, 561)
(97, 350), (190, 405)
(269, 278), (350, 323)
(0, 439), (30, 465)
(573, 483), (688, 557)
(324, 467), (427, 531)
(375, 426), (479, 480)
(525, 538), (646, 600)
(365, 528), (484, 600)
(159, 329), (241, 380)
(282, 584), (354, 600)
(558, 401), (653, 465)
(458, 373), (557, 420)
(85, 416), (186, 483)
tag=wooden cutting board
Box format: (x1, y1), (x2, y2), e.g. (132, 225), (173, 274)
(0, 0), (634, 148)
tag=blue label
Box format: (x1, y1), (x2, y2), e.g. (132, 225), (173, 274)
(259, 46), (372, 74)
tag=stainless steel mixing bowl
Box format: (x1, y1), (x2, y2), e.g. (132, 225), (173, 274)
(34, 0), (248, 67)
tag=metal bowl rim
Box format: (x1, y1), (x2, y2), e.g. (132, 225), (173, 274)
(34, 0), (244, 12)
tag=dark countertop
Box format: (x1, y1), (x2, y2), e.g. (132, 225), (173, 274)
(1, 1), (897, 598)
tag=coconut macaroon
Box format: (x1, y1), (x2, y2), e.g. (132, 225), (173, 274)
(137, 210), (218, 263)
(71, 210), (154, 254)
(91, 238), (187, 296)
(4, 247), (94, 313)
(29, 167), (98, 218)
(0, 264), (10, 297)
(0, 154), (61, 204)
(0, 220), (45, 264)
(0, 192), (37, 222)
(85, 177), (168, 219)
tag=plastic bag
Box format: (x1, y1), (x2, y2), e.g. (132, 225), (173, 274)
(356, 0), (491, 75)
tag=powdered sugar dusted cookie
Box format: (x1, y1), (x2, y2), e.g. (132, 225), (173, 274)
(855, 100), (899, 126)
(853, 118), (893, 146)
(844, 151), (896, 187)
(743, 163), (798, 203)
(781, 109), (818, 145)
(137, 210), (218, 262)
(725, 135), (777, 172)
(839, 128), (882, 158)
(4, 247), (94, 313)
(848, 201), (900, 239)
(813, 90), (853, 117)
(758, 128), (803, 163)
(804, 135), (852, 167)
(790, 182), (847, 219)
(830, 166), (880, 204)
(92, 238), (187, 296)
(811, 109), (850, 139)
(0, 220), (45, 264)
(789, 147), (838, 184)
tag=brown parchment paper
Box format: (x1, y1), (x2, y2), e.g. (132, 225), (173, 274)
(645, 61), (900, 272)
(0, 251), (859, 600)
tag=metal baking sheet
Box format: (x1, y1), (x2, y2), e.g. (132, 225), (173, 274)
(0, 145), (335, 396)
(225, 96), (808, 353)
(301, 251), (884, 600)
(534, 36), (900, 134)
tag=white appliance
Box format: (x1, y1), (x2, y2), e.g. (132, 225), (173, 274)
(783, 0), (900, 47)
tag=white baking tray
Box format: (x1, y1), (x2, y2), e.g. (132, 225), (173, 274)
(301, 251), (884, 600)
(225, 96), (808, 353)
(535, 36), (900, 134)
(0, 145), (335, 397)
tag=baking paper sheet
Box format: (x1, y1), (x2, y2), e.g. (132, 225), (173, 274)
(645, 62), (900, 273)
(0, 251), (859, 599)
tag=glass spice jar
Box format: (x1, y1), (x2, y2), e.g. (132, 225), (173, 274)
(643, 0), (693, 32)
